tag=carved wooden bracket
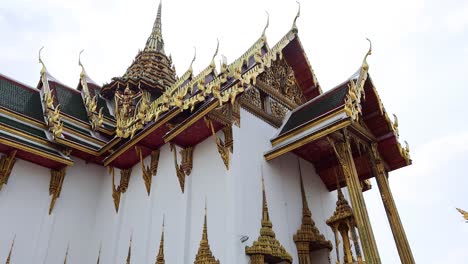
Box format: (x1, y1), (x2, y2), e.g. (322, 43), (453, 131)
(136, 146), (159, 195)
(110, 167), (132, 213)
(49, 167), (66, 215)
(205, 118), (230, 170)
(0, 150), (17, 191)
(170, 143), (185, 193)
(180, 146), (194, 176)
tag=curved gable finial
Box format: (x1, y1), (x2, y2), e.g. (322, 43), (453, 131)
(262, 11), (270, 37)
(292, 1), (301, 31)
(362, 38), (372, 70)
(189, 47), (197, 72)
(211, 39), (219, 67)
(38, 46), (47, 74)
(79, 49), (86, 77)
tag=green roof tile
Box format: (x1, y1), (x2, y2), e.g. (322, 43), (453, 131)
(54, 83), (89, 123)
(0, 115), (47, 139)
(0, 77), (44, 121)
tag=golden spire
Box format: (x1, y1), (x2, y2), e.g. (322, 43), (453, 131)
(326, 181), (354, 226)
(4, 236), (14, 264)
(145, 0), (165, 53)
(292, 1), (301, 31)
(126, 235), (132, 264)
(245, 175), (293, 263)
(194, 201), (219, 264)
(155, 216), (165, 264)
(293, 161), (333, 251)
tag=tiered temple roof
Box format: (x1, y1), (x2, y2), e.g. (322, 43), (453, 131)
(0, 1), (409, 194)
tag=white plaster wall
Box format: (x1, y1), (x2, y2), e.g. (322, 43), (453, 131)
(0, 158), (104, 264)
(0, 107), (342, 264)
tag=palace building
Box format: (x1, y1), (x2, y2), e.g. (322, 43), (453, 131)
(0, 2), (414, 263)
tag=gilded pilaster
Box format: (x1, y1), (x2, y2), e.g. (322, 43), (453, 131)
(180, 147), (194, 176)
(369, 143), (415, 264)
(110, 167), (132, 213)
(328, 133), (381, 263)
(170, 144), (185, 193)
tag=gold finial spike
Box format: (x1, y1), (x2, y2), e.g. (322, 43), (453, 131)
(189, 47), (197, 72)
(63, 243), (69, 264)
(210, 39), (219, 68)
(262, 11), (270, 37)
(261, 174), (270, 222)
(292, 1), (301, 31)
(456, 208), (468, 222)
(126, 235), (132, 264)
(79, 49), (86, 77)
(298, 160), (310, 212)
(156, 215), (165, 264)
(145, 0), (165, 53)
(39, 46), (47, 75)
(203, 198), (208, 241)
(5, 235), (15, 264)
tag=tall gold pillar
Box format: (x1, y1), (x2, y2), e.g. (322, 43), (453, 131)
(329, 132), (381, 264)
(370, 144), (415, 264)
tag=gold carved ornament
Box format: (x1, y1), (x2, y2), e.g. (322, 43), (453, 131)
(109, 167), (132, 213)
(49, 167), (67, 215)
(79, 50), (104, 131)
(170, 143), (186, 193)
(43, 91), (64, 140)
(204, 118), (230, 170)
(245, 175), (293, 263)
(180, 146), (194, 176)
(194, 203), (220, 264)
(136, 146), (160, 195)
(0, 151), (17, 191)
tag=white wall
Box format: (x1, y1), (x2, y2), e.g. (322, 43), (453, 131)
(0, 108), (341, 264)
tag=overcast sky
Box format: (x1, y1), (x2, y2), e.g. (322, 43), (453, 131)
(1, 0), (468, 262)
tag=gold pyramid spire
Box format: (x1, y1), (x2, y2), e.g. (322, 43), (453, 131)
(126, 236), (132, 264)
(245, 175), (293, 263)
(294, 168), (332, 252)
(145, 0), (165, 53)
(155, 217), (165, 264)
(5, 236), (14, 264)
(194, 202), (219, 264)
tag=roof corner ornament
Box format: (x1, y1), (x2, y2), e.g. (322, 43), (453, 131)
(262, 11), (270, 38)
(362, 38), (372, 71)
(38, 46), (47, 75)
(292, 1), (301, 31)
(189, 47), (197, 72)
(210, 39), (219, 68)
(78, 49), (86, 78)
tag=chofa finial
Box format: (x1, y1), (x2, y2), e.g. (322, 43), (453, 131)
(211, 39), (219, 67)
(189, 47), (197, 71)
(362, 38), (372, 70)
(78, 49), (85, 77)
(262, 11), (270, 37)
(39, 46), (47, 74)
(292, 1), (301, 31)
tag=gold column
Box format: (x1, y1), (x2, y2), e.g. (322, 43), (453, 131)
(339, 225), (353, 263)
(329, 133), (381, 264)
(296, 241), (311, 264)
(370, 144), (415, 264)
